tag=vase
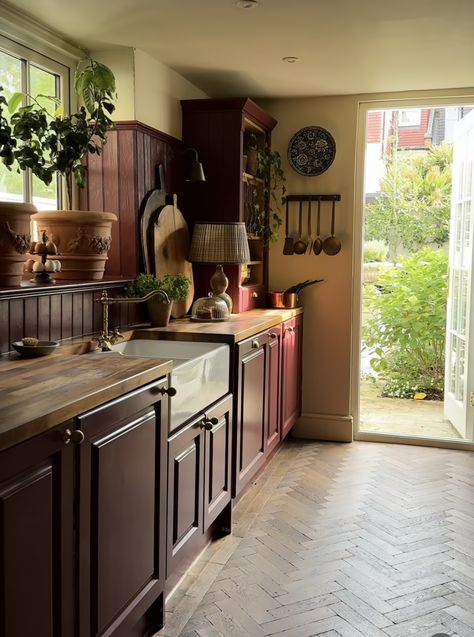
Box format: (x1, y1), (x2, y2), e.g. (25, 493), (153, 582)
(147, 298), (173, 327)
(31, 210), (117, 280)
(0, 202), (36, 286)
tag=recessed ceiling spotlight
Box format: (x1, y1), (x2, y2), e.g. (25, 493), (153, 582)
(235, 0), (259, 8)
(282, 56), (300, 64)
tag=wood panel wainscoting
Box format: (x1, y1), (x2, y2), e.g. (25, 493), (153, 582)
(79, 121), (188, 279)
(0, 281), (135, 355)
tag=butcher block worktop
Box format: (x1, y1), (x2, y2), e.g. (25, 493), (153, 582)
(0, 307), (302, 453)
(131, 307), (303, 343)
(0, 354), (172, 452)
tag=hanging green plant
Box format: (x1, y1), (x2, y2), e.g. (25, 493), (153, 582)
(257, 146), (286, 243)
(0, 57), (116, 208)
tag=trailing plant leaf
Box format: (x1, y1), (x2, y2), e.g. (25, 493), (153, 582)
(255, 146), (286, 243)
(7, 92), (25, 114)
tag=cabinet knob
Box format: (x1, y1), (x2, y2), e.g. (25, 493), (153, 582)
(269, 332), (278, 339)
(159, 386), (177, 397)
(63, 428), (85, 445)
(252, 339), (260, 349)
(199, 419), (213, 431)
(251, 292), (259, 299)
(285, 326), (294, 333)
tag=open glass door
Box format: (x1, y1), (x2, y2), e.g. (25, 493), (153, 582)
(444, 109), (474, 439)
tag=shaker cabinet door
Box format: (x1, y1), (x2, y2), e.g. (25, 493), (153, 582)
(281, 316), (303, 439)
(77, 380), (167, 637)
(0, 424), (74, 637)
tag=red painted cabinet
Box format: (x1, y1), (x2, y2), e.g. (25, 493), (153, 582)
(0, 423), (75, 637)
(167, 394), (232, 580)
(281, 315), (303, 439)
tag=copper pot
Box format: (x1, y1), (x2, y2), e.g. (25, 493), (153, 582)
(266, 291), (299, 309)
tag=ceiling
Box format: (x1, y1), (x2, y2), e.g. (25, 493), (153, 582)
(9, 0), (474, 98)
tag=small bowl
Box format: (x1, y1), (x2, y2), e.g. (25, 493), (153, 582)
(12, 340), (60, 357)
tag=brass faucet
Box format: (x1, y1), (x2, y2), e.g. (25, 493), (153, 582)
(96, 289), (170, 352)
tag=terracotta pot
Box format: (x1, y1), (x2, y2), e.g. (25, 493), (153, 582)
(0, 202), (35, 286)
(31, 210), (117, 280)
(147, 298), (173, 327)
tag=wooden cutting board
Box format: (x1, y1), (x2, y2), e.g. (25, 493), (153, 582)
(153, 195), (194, 318)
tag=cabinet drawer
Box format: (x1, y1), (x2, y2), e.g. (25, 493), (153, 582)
(77, 377), (169, 429)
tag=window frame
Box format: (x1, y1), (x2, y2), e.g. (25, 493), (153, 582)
(0, 33), (73, 209)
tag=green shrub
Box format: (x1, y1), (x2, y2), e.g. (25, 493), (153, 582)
(363, 248), (448, 399)
(364, 240), (389, 263)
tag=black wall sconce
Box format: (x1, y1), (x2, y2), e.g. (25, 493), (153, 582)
(183, 147), (206, 182)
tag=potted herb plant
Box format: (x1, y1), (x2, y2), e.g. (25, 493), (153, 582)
(0, 57), (118, 281)
(126, 273), (191, 326)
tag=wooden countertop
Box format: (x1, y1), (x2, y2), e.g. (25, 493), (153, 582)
(131, 307), (303, 344)
(0, 354), (172, 452)
(0, 308), (302, 452)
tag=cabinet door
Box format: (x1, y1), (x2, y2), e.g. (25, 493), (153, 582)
(266, 326), (282, 453)
(235, 333), (268, 496)
(281, 316), (303, 438)
(167, 416), (204, 578)
(77, 380), (167, 637)
(0, 424), (74, 637)
(203, 394), (232, 530)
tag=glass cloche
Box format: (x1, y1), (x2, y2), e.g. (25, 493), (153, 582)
(190, 293), (230, 322)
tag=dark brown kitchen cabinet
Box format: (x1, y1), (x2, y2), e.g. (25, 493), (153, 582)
(0, 379), (169, 637)
(266, 325), (282, 454)
(281, 315), (303, 439)
(76, 379), (168, 637)
(235, 332), (269, 496)
(167, 394), (232, 580)
(0, 423), (75, 637)
(181, 98), (277, 311)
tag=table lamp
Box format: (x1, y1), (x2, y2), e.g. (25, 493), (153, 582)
(188, 222), (251, 313)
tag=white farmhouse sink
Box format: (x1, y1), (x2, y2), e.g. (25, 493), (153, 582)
(95, 340), (230, 429)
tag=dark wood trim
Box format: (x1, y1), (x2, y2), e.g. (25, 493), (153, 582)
(181, 98), (277, 131)
(114, 121), (184, 148)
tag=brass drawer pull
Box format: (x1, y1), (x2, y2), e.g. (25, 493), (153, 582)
(251, 292), (259, 299)
(252, 339), (260, 349)
(285, 326), (294, 333)
(64, 428), (85, 445)
(199, 417), (218, 431)
(269, 332), (277, 339)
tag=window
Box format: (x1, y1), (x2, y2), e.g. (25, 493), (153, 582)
(0, 35), (70, 210)
(399, 108), (421, 127)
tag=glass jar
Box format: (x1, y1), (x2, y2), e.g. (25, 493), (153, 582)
(190, 293), (230, 322)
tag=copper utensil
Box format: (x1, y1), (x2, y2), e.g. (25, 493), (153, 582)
(282, 199), (294, 255)
(306, 200), (313, 254)
(293, 201), (307, 255)
(313, 200), (323, 255)
(322, 200), (342, 256)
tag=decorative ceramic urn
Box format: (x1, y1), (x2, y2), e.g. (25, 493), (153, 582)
(31, 210), (118, 280)
(0, 202), (35, 286)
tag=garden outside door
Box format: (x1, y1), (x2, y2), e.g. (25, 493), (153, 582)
(444, 109), (474, 439)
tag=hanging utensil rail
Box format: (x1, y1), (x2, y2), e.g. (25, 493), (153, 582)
(285, 194), (341, 202)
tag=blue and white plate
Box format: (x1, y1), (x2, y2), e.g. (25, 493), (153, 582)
(287, 126), (336, 176)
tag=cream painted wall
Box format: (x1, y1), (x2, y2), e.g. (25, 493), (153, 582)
(262, 87), (474, 442)
(134, 49), (207, 139)
(91, 48), (208, 139)
(91, 48), (136, 121)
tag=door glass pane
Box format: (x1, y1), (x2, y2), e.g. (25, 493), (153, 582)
(30, 65), (59, 210)
(0, 50), (23, 203)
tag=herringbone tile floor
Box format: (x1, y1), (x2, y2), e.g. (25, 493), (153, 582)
(157, 439), (474, 637)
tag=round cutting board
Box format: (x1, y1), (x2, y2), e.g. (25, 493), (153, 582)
(153, 195), (194, 318)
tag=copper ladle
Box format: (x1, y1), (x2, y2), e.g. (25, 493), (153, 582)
(313, 200), (323, 255)
(322, 200), (341, 256)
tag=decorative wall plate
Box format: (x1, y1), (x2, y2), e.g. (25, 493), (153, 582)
(287, 126), (336, 176)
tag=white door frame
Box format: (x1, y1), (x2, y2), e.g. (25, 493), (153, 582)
(351, 93), (474, 450)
